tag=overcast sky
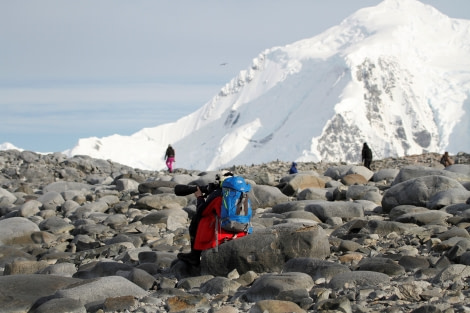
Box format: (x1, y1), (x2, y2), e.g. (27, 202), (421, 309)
(1, 0), (469, 153)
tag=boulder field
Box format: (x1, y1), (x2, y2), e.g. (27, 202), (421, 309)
(0, 150), (470, 312)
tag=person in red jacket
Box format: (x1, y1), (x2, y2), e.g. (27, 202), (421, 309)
(177, 184), (222, 265)
(177, 172), (250, 266)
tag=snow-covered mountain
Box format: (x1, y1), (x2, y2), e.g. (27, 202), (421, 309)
(0, 142), (23, 152)
(66, 0), (470, 171)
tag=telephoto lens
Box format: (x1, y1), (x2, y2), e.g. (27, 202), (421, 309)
(174, 184), (198, 196)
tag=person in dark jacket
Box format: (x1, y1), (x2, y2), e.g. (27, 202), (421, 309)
(362, 143), (373, 170)
(289, 162), (298, 174)
(164, 144), (175, 173)
(440, 151), (453, 167)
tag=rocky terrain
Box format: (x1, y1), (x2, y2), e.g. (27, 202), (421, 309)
(0, 149), (470, 313)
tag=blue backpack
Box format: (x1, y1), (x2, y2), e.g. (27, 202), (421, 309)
(220, 176), (253, 233)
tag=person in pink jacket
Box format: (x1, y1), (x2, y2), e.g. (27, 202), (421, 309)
(165, 144), (175, 173)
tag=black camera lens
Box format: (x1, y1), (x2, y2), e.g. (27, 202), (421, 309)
(174, 184), (198, 196)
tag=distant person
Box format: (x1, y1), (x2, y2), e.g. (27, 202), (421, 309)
(289, 162), (298, 174)
(165, 144), (175, 173)
(361, 142), (373, 170)
(440, 151), (453, 167)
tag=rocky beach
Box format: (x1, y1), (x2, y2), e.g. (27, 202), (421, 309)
(1, 149), (470, 313)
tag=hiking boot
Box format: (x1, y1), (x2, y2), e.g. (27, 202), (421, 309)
(177, 251), (201, 266)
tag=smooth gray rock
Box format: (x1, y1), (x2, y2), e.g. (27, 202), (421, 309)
(304, 200), (365, 222)
(0, 274), (80, 313)
(272, 200), (321, 214)
(250, 300), (307, 313)
(39, 216), (75, 234)
(398, 255), (430, 272)
(372, 168), (400, 183)
(389, 205), (429, 220)
(323, 165), (355, 180)
(297, 188), (330, 201)
(356, 257), (406, 276)
(0, 187), (17, 204)
(392, 166), (469, 185)
(328, 271), (391, 289)
(136, 193), (187, 210)
(54, 275), (148, 306)
(283, 258), (351, 281)
(119, 267), (157, 290)
(37, 191), (65, 210)
(18, 199), (42, 217)
(0, 217), (40, 245)
(242, 272), (314, 302)
(38, 262), (78, 277)
(115, 178), (140, 191)
(73, 261), (134, 279)
(432, 264), (470, 286)
(43, 181), (92, 193)
(250, 185), (289, 209)
(0, 245), (36, 267)
(394, 210), (451, 226)
(382, 175), (468, 212)
(200, 276), (241, 296)
(34, 297), (86, 313)
(140, 209), (188, 231)
(201, 225), (330, 276)
(428, 188), (470, 209)
(177, 275), (214, 290)
(278, 174), (325, 196)
(345, 185), (380, 202)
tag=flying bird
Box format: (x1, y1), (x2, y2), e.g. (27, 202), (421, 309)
(220, 62), (228, 66)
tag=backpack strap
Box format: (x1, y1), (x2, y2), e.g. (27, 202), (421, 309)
(214, 212), (219, 252)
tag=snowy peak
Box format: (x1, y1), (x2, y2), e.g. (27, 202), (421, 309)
(66, 0), (470, 171)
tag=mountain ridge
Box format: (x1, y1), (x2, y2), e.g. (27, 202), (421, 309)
(65, 0), (470, 171)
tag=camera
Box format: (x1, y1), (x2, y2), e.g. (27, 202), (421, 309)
(174, 182), (219, 197)
(174, 171), (233, 197)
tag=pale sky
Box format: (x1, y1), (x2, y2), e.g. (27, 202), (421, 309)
(1, 0), (469, 153)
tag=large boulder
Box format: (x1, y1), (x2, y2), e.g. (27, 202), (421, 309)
(304, 200), (365, 222)
(43, 181), (92, 193)
(0, 187), (17, 204)
(250, 185), (289, 209)
(136, 194), (187, 210)
(140, 209), (188, 231)
(283, 258), (351, 282)
(241, 272), (314, 302)
(54, 276), (148, 306)
(0, 274), (80, 313)
(0, 217), (40, 245)
(200, 224), (330, 276)
(278, 174), (325, 196)
(392, 166), (470, 185)
(382, 175), (469, 212)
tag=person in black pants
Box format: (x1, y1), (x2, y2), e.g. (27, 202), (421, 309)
(362, 142), (373, 170)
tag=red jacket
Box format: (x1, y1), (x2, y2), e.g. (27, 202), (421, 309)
(193, 196), (248, 250)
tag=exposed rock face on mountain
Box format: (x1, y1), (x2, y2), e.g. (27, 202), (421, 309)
(1, 149), (470, 312)
(66, 0), (470, 171)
